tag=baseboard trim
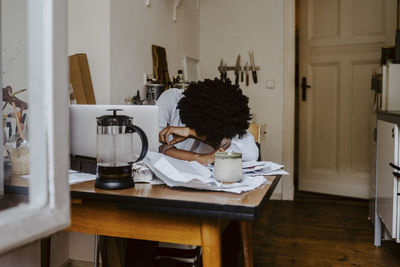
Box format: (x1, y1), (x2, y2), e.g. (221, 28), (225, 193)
(270, 192), (282, 200)
(61, 259), (97, 267)
(299, 180), (369, 199)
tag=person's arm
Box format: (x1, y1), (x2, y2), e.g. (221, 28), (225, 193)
(156, 88), (182, 132)
(159, 126), (206, 145)
(229, 132), (259, 161)
(162, 138), (231, 166)
(164, 147), (215, 166)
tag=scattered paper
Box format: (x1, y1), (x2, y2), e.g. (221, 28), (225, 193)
(149, 178), (165, 185)
(132, 162), (154, 183)
(19, 169), (97, 185)
(144, 151), (288, 194)
(68, 171), (96, 185)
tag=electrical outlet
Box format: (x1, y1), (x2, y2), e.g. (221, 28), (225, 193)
(266, 80), (275, 89)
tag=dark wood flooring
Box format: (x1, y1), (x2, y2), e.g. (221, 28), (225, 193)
(251, 192), (400, 266)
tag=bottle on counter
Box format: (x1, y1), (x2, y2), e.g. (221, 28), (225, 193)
(173, 70), (190, 90)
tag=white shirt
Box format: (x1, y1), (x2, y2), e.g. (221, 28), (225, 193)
(156, 88), (259, 161)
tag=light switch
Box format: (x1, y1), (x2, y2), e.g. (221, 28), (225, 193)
(266, 80), (275, 89)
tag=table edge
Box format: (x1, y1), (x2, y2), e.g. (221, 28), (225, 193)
(5, 175), (282, 221)
(71, 175), (282, 221)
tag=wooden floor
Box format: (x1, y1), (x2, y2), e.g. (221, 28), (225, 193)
(251, 192), (400, 266)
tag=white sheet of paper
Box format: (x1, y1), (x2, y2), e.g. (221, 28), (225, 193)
(242, 161), (284, 174)
(144, 151), (278, 194)
(20, 169), (97, 186)
(147, 151), (213, 182)
(68, 171), (96, 185)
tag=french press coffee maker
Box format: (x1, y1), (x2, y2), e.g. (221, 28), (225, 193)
(95, 109), (148, 190)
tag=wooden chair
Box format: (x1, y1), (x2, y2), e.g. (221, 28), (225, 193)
(248, 123), (261, 143)
(248, 123), (262, 161)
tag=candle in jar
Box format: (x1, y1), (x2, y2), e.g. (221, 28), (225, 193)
(214, 152), (242, 183)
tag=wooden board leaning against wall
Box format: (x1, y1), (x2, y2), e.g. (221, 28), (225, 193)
(69, 53), (96, 104)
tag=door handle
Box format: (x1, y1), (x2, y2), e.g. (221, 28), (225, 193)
(393, 172), (400, 178)
(301, 77), (311, 101)
(389, 162), (400, 171)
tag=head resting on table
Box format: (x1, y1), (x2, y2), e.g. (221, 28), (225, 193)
(177, 78), (252, 149)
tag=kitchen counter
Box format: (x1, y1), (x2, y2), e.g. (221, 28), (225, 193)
(377, 110), (400, 124)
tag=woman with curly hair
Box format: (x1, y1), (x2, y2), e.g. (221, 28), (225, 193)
(157, 78), (259, 165)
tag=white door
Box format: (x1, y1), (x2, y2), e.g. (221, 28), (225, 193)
(298, 0), (397, 198)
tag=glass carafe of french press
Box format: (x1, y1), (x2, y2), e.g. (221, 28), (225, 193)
(95, 109), (148, 189)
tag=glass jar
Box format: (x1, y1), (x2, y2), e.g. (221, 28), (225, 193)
(214, 152), (242, 183)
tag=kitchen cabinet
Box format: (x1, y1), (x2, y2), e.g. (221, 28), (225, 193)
(375, 112), (400, 246)
(376, 120), (398, 237)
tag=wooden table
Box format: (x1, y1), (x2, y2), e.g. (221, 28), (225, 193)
(4, 175), (280, 266)
(67, 176), (281, 267)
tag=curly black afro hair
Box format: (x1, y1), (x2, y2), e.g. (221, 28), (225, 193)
(177, 78), (252, 149)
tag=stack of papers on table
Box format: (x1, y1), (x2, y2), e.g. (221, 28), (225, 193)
(21, 170), (97, 185)
(144, 151), (288, 194)
(68, 170), (96, 185)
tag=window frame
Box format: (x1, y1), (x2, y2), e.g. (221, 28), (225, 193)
(0, 0), (70, 253)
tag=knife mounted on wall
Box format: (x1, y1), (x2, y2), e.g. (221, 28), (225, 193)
(249, 50), (258, 84)
(245, 62), (249, 86)
(219, 59), (225, 81)
(235, 55), (241, 86)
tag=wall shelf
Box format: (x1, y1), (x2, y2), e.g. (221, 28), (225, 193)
(145, 0), (199, 22)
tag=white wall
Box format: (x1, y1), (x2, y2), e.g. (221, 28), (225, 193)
(109, 0), (199, 104)
(68, 0), (200, 105)
(68, 0), (111, 104)
(0, 241), (40, 267)
(68, 232), (94, 262)
(0, 232), (69, 267)
(50, 232), (69, 267)
(1, 0), (28, 101)
(200, 0), (285, 197)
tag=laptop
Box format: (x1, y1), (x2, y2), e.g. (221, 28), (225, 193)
(70, 104), (159, 159)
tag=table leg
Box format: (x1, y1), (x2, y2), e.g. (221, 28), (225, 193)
(94, 235), (100, 267)
(240, 221), (254, 267)
(374, 211), (382, 247)
(201, 219), (222, 267)
(40, 237), (51, 267)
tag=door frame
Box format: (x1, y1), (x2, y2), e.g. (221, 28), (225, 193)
(282, 0), (295, 200)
